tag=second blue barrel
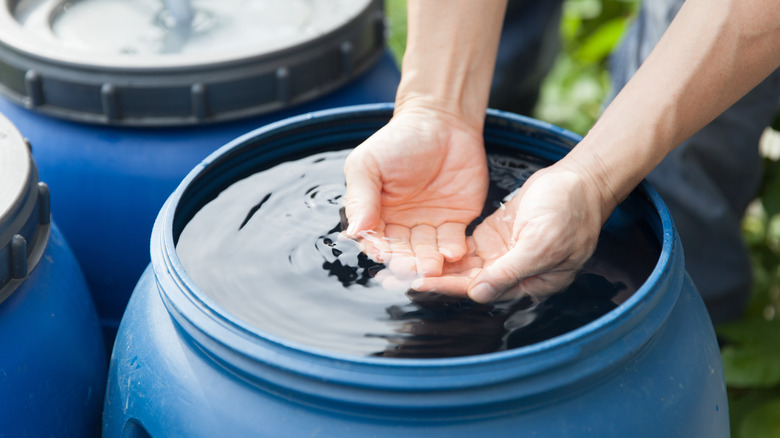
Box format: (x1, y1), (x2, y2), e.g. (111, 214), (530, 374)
(0, 113), (106, 437)
(0, 0), (400, 347)
(104, 104), (729, 437)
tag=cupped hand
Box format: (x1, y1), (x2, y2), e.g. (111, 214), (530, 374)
(343, 107), (489, 278)
(411, 162), (611, 302)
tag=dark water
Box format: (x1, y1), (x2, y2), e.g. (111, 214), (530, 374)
(176, 149), (660, 358)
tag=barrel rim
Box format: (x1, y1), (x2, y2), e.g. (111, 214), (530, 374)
(150, 103), (682, 410)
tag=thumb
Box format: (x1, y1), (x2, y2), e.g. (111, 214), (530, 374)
(467, 246), (577, 303)
(467, 251), (528, 303)
(343, 155), (382, 236)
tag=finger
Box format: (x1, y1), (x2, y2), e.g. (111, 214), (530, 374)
(471, 220), (510, 261)
(410, 225), (443, 277)
(426, 237), (482, 287)
(466, 245), (539, 303)
(489, 282), (529, 302)
(339, 221), (385, 259)
(384, 224), (417, 280)
(410, 275), (472, 297)
(435, 222), (469, 262)
(467, 245), (579, 303)
(441, 253), (484, 275)
(375, 269), (414, 292)
(343, 152), (382, 237)
(357, 227), (390, 263)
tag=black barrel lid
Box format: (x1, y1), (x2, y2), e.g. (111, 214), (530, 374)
(0, 112), (50, 302)
(0, 0), (385, 126)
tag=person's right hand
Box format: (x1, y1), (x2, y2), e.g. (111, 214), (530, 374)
(410, 161), (614, 302)
(343, 106), (489, 279)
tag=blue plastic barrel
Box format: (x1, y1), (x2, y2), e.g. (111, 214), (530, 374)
(0, 113), (106, 437)
(103, 104), (729, 437)
(0, 0), (400, 347)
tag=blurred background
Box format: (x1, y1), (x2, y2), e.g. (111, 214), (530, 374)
(385, 0), (780, 436)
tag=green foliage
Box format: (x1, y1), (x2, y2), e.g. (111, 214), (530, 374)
(384, 0), (407, 67)
(723, 151), (780, 437)
(538, 2), (780, 434)
(740, 397), (780, 438)
(719, 318), (780, 387)
(730, 391), (780, 438)
(535, 0), (639, 134)
(759, 159), (780, 218)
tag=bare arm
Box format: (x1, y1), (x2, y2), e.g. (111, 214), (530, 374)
(416, 0), (780, 301)
(394, 0), (507, 127)
(565, 0), (780, 218)
(343, 0), (507, 278)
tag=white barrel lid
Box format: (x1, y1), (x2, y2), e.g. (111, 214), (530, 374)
(0, 112), (30, 232)
(0, 111), (49, 301)
(0, 0), (385, 126)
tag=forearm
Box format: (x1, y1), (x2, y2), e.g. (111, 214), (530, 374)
(563, 0), (780, 217)
(395, 0), (508, 130)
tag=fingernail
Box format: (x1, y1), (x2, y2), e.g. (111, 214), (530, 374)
(411, 278), (425, 290)
(439, 247), (454, 260)
(470, 283), (498, 303)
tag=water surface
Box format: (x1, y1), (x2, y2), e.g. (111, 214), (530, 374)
(177, 149), (660, 358)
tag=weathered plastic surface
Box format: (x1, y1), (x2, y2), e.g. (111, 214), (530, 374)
(103, 105), (729, 437)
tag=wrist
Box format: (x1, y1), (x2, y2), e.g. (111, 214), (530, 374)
(395, 53), (492, 126)
(554, 155), (620, 227)
(393, 92), (485, 134)
(396, 0), (507, 131)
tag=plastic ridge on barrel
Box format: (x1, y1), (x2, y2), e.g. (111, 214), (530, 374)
(23, 69), (42, 108)
(276, 67), (291, 106)
(10, 234), (27, 279)
(190, 83), (207, 121)
(372, 9), (386, 47)
(37, 182), (50, 225)
(101, 84), (119, 121)
(341, 41), (354, 78)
